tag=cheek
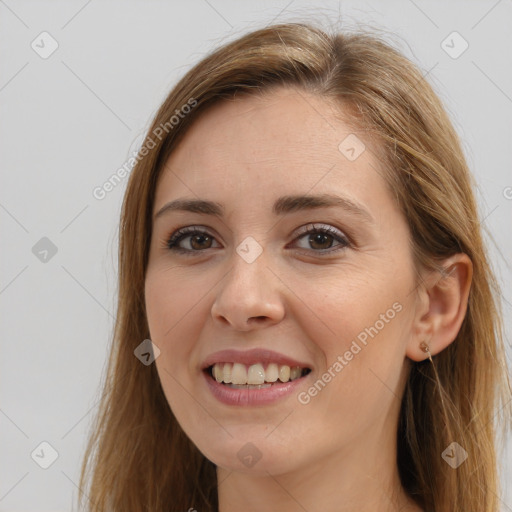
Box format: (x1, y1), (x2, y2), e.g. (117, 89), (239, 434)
(145, 271), (206, 422)
(144, 269), (205, 381)
(297, 268), (401, 350)
(296, 269), (409, 410)
(145, 267), (201, 339)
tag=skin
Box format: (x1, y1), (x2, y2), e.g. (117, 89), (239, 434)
(145, 87), (472, 512)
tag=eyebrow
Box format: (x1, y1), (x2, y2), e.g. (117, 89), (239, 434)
(154, 193), (373, 223)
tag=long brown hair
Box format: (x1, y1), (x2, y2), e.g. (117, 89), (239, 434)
(77, 22), (511, 512)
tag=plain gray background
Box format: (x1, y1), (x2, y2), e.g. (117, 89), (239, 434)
(1, 1), (511, 510)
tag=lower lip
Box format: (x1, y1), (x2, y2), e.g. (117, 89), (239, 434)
(203, 371), (309, 406)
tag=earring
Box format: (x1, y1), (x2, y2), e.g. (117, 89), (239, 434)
(419, 341), (433, 364)
(418, 340), (451, 435)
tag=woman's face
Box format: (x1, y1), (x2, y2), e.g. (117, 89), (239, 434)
(145, 88), (420, 475)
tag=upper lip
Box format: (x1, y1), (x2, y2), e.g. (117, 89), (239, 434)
(201, 348), (312, 370)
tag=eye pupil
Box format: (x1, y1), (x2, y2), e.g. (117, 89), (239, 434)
(309, 233), (332, 250)
(190, 234), (212, 250)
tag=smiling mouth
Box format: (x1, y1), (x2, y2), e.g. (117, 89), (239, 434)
(206, 362), (311, 389)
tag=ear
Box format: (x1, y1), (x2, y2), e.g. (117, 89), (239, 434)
(406, 253), (473, 362)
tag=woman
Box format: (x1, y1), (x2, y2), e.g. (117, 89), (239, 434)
(78, 22), (511, 512)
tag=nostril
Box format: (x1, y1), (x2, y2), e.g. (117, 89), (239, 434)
(247, 316), (268, 324)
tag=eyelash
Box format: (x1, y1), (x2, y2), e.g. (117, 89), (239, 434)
(164, 223), (352, 257)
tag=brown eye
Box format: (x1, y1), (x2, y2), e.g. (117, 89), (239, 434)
(189, 233), (213, 250)
(308, 232), (335, 250)
(165, 224), (351, 257)
(166, 227), (220, 254)
(293, 224), (350, 254)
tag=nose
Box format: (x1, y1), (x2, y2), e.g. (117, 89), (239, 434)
(210, 250), (286, 331)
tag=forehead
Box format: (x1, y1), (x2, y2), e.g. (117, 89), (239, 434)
(155, 88), (389, 214)
(169, 88), (354, 167)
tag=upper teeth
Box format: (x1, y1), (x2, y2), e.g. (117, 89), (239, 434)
(211, 362), (304, 384)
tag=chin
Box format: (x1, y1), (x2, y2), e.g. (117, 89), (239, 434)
(193, 433), (305, 476)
